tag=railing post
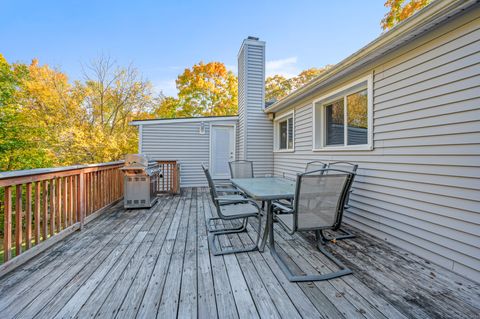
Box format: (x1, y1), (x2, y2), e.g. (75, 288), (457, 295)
(78, 171), (85, 230)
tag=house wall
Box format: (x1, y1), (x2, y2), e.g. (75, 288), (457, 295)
(237, 38), (274, 177)
(272, 7), (480, 281)
(140, 119), (237, 187)
(237, 46), (246, 161)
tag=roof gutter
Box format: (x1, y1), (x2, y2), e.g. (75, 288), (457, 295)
(265, 0), (478, 113)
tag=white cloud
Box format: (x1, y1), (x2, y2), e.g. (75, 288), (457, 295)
(153, 79), (177, 97)
(266, 56), (299, 78)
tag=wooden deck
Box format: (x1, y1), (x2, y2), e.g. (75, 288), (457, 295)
(0, 187), (478, 319)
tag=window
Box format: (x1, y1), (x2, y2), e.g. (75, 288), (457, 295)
(275, 112), (294, 151)
(313, 75), (372, 150)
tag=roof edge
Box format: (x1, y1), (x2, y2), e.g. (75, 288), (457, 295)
(265, 0), (478, 113)
(130, 115), (238, 126)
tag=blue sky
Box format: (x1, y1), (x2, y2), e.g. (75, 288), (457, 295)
(1, 0), (388, 96)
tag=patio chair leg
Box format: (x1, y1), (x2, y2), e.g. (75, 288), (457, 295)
(207, 217), (247, 234)
(321, 228), (356, 242)
(270, 229), (352, 282)
(208, 215), (262, 256)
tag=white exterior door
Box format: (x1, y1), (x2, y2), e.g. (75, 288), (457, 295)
(210, 125), (235, 179)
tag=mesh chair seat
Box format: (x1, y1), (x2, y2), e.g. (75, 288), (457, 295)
(220, 202), (260, 218)
(277, 212), (334, 233)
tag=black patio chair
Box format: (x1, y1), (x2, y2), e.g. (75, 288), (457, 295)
(202, 165), (263, 256)
(271, 168), (354, 281)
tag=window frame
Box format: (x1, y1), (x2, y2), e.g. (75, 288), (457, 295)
(312, 74), (373, 151)
(274, 110), (295, 152)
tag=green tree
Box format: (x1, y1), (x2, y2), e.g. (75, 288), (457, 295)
(381, 0), (431, 30)
(80, 56), (155, 162)
(0, 55), (50, 171)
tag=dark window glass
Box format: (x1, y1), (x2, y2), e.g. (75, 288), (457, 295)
(287, 117), (293, 149)
(278, 116), (293, 150)
(325, 98), (344, 146)
(279, 120), (287, 149)
(347, 89), (368, 145)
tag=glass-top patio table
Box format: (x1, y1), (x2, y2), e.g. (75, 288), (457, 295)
(230, 177), (295, 251)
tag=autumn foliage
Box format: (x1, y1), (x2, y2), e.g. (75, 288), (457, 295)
(265, 67), (332, 102)
(0, 55), (155, 171)
(154, 62), (237, 118)
(381, 0), (431, 30)
(1, 53), (332, 172)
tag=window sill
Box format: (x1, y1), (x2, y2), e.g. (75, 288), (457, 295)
(274, 149), (295, 153)
(312, 145), (373, 152)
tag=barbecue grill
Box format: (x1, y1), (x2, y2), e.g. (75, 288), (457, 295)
(121, 154), (162, 208)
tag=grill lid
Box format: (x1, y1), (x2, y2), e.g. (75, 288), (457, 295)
(125, 154), (149, 168)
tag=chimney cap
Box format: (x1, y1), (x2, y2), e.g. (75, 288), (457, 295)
(247, 36), (259, 41)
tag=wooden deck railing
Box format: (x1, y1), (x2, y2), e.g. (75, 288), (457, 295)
(156, 160), (180, 194)
(0, 161), (124, 274)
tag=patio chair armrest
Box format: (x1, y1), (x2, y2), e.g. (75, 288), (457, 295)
(272, 201), (294, 213)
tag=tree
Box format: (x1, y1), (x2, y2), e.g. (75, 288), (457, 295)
(381, 0), (431, 30)
(0, 55), (52, 171)
(175, 61), (237, 117)
(15, 59), (87, 167)
(80, 56), (155, 162)
(265, 67), (331, 102)
(265, 74), (292, 102)
(152, 95), (180, 119)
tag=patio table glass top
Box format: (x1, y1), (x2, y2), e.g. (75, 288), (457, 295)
(230, 177), (295, 201)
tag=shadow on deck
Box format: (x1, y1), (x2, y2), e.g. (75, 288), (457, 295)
(0, 188), (478, 318)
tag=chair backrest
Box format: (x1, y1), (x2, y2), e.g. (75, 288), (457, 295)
(229, 160), (254, 179)
(325, 161), (358, 227)
(305, 161), (327, 173)
(293, 169), (354, 231)
(326, 161), (358, 174)
(201, 164), (219, 202)
(202, 164), (229, 219)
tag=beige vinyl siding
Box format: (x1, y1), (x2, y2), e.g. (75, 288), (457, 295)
(273, 8), (480, 282)
(141, 120), (236, 187)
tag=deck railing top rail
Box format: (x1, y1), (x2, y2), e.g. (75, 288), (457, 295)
(0, 161), (124, 186)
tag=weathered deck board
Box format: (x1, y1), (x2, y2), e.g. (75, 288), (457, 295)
(0, 187), (478, 319)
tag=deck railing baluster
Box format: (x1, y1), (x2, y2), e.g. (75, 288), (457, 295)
(15, 185), (23, 256)
(26, 183), (32, 250)
(0, 161), (124, 273)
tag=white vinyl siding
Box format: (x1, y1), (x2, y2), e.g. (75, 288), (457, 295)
(273, 8), (480, 282)
(237, 39), (274, 177)
(237, 47), (246, 161)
